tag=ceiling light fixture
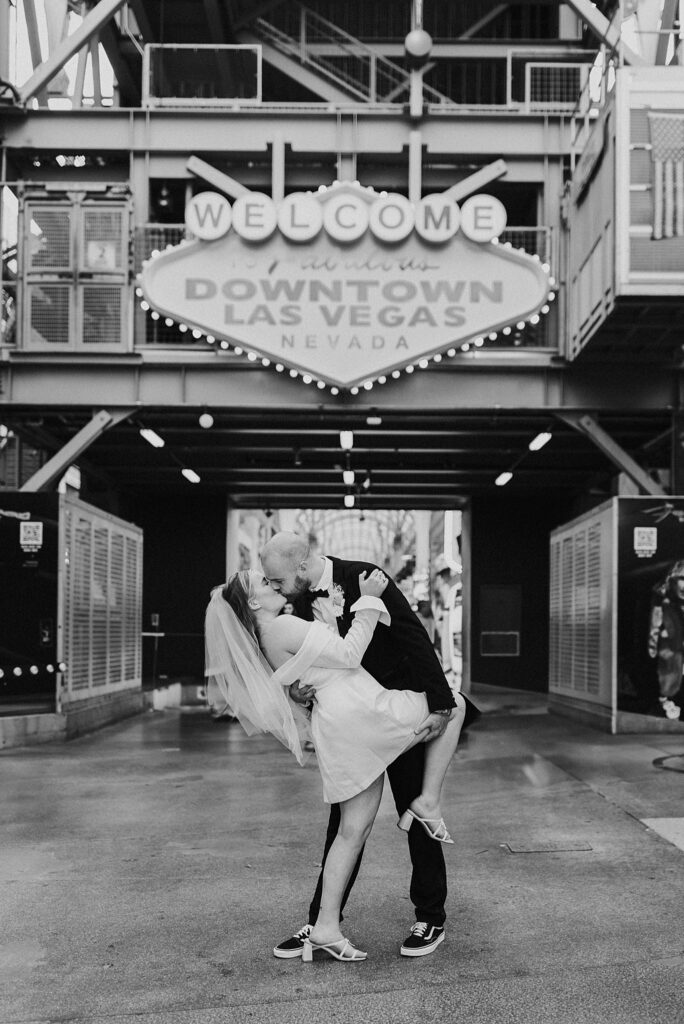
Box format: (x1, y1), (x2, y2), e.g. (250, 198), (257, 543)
(199, 412), (214, 429)
(344, 493), (355, 508)
(139, 428), (165, 448)
(343, 469), (355, 486)
(528, 431), (552, 451)
(182, 468), (201, 483)
(495, 471), (513, 487)
(340, 430), (354, 450)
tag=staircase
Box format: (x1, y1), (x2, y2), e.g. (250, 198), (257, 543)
(241, 3), (453, 105)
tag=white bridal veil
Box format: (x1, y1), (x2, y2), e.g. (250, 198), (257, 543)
(204, 585), (310, 765)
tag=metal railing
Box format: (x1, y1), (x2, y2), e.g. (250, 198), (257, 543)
(253, 5), (453, 105)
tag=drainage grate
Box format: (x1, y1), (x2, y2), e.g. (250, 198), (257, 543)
(502, 840), (593, 853)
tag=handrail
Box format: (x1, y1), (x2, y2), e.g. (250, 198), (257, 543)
(254, 3), (452, 106)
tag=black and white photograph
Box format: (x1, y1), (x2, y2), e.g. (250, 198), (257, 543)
(2, 2), (684, 1022)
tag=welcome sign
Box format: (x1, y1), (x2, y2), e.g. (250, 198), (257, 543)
(140, 182), (551, 389)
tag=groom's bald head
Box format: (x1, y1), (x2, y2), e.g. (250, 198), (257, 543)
(262, 532), (309, 566)
(261, 532), (313, 599)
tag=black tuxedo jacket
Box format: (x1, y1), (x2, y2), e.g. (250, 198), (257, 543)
(295, 556), (456, 714)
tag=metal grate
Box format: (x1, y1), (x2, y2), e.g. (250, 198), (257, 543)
(28, 207), (71, 270)
(124, 535), (141, 680)
(61, 501), (143, 701)
(109, 534), (124, 683)
(573, 528), (587, 692)
(91, 526), (109, 687)
(82, 285), (123, 345)
(28, 283), (71, 345)
(586, 523), (601, 695)
(81, 208), (126, 272)
(527, 63), (585, 109)
(145, 44), (262, 106)
(71, 515), (93, 690)
(551, 520), (604, 696)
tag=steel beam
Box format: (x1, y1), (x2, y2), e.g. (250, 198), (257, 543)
(2, 358), (676, 414)
(563, 0), (648, 66)
(20, 408), (134, 492)
(18, 0), (127, 105)
(444, 159), (508, 202)
(2, 109), (570, 158)
(557, 413), (666, 496)
(186, 156), (250, 198)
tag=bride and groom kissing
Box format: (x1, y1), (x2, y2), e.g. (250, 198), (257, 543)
(205, 532), (480, 962)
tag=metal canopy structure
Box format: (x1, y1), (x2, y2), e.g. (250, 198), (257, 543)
(3, 400), (672, 508)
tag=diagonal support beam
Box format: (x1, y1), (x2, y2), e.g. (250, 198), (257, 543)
(563, 0), (649, 66)
(558, 413), (666, 496)
(18, 0), (127, 105)
(20, 408), (134, 492)
(186, 156), (250, 198)
(444, 159), (508, 202)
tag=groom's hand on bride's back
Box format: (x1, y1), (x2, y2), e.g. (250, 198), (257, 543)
(358, 569), (389, 598)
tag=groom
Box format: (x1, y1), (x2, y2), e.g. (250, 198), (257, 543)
(261, 531), (479, 958)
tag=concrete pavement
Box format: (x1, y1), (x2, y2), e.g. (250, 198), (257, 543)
(2, 684), (684, 1024)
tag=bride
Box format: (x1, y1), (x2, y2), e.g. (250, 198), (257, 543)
(205, 567), (467, 963)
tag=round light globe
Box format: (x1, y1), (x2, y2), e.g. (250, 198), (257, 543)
(404, 28), (433, 61)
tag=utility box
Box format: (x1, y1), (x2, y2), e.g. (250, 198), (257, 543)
(0, 492), (143, 742)
(549, 496), (684, 733)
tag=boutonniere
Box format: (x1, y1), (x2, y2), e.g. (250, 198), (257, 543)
(331, 583), (346, 617)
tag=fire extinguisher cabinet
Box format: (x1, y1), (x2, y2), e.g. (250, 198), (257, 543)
(549, 496), (684, 733)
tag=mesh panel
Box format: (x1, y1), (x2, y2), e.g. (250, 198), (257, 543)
(630, 109), (650, 145)
(82, 285), (122, 345)
(630, 236), (684, 272)
(630, 150), (652, 184)
(29, 284), (71, 345)
(148, 45), (260, 104)
(528, 64), (583, 107)
(629, 191), (653, 226)
(28, 208), (71, 270)
(134, 224), (186, 274)
(82, 208), (125, 271)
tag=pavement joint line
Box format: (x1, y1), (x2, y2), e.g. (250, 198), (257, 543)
(4, 954), (684, 1024)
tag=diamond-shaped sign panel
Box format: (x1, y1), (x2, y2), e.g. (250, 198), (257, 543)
(141, 196), (550, 388)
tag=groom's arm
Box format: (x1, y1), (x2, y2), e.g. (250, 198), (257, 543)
(340, 560), (455, 713)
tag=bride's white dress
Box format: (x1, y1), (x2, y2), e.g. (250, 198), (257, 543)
(271, 598), (429, 803)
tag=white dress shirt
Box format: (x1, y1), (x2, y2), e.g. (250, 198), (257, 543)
(310, 557), (340, 631)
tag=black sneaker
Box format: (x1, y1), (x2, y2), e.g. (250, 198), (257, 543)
(400, 922), (445, 957)
(273, 924), (312, 959)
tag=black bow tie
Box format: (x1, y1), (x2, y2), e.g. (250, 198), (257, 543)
(309, 588), (330, 600)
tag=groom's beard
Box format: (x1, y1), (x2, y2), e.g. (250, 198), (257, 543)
(283, 574), (310, 602)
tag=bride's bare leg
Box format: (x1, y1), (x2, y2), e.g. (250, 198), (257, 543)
(408, 692), (466, 821)
(309, 774), (384, 944)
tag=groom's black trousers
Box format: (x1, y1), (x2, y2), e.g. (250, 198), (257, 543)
(307, 739), (447, 928)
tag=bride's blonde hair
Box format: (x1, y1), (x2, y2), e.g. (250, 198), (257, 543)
(221, 572), (258, 642)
